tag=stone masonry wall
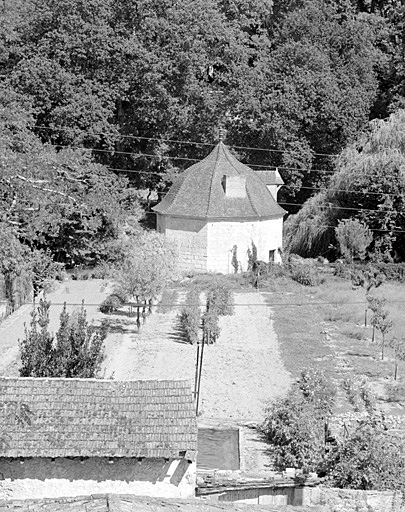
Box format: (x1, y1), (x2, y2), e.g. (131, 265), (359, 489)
(207, 218), (283, 274)
(0, 457), (196, 501)
(157, 215), (208, 272)
(319, 487), (404, 512)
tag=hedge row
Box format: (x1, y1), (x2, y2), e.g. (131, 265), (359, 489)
(179, 288), (201, 345)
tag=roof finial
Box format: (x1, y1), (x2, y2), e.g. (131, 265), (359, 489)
(218, 126), (226, 142)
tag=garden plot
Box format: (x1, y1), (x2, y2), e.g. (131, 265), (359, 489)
(103, 291), (291, 422)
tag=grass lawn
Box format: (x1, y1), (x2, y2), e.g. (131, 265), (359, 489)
(260, 272), (405, 414)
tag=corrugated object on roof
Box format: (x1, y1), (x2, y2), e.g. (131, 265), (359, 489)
(153, 142), (286, 220)
(0, 378), (197, 459)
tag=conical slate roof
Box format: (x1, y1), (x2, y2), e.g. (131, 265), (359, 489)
(153, 142), (286, 220)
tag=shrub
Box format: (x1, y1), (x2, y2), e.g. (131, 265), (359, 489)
(385, 381), (405, 403)
(262, 369), (336, 473)
(202, 308), (221, 344)
(290, 263), (324, 286)
(328, 417), (405, 491)
(206, 284), (234, 316)
(99, 294), (124, 314)
(374, 262), (405, 283)
(335, 218), (372, 262)
(20, 298), (106, 378)
(179, 288), (200, 344)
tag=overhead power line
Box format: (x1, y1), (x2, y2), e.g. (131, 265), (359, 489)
(21, 300), (405, 308)
(31, 142), (339, 172)
(278, 202), (396, 214)
(34, 125), (340, 158)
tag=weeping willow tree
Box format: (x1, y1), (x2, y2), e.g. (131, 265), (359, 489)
(284, 110), (405, 260)
(284, 192), (338, 258)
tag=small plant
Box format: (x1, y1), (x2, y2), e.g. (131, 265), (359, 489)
(290, 263), (324, 286)
(247, 241), (258, 271)
(372, 307), (393, 360)
(388, 337), (405, 380)
(351, 266), (385, 326)
(367, 296), (386, 342)
(231, 245), (238, 273)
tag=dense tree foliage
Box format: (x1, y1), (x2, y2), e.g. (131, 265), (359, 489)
(0, 84), (142, 272)
(1, 0), (402, 194)
(285, 110), (405, 260)
(1, 0), (405, 264)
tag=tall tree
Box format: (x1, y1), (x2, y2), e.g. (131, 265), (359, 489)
(285, 110), (405, 260)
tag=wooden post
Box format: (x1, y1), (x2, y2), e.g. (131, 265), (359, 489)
(196, 331), (206, 416)
(194, 342), (200, 399)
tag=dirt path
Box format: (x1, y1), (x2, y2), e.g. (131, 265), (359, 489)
(103, 291), (291, 423)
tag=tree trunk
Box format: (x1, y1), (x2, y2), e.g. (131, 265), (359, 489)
(135, 296), (141, 331)
(142, 300), (147, 325)
(381, 334), (385, 360)
(372, 325), (375, 343)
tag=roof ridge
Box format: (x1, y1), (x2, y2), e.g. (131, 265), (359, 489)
(221, 142), (243, 175)
(205, 143), (221, 217)
(0, 377), (193, 383)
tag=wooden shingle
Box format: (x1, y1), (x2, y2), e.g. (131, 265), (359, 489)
(0, 378), (197, 459)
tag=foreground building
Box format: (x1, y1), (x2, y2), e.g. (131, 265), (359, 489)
(0, 378), (197, 500)
(153, 137), (286, 274)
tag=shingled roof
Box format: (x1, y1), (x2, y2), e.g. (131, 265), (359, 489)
(256, 169), (284, 187)
(0, 378), (197, 459)
(153, 142), (286, 220)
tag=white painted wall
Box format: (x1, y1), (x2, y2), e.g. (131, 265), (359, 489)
(207, 218), (283, 273)
(156, 214), (283, 274)
(0, 457), (196, 500)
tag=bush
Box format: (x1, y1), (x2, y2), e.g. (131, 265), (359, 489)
(99, 294), (124, 314)
(290, 263), (324, 286)
(328, 417), (405, 491)
(202, 308), (221, 343)
(335, 218), (372, 262)
(206, 284), (234, 316)
(374, 262), (405, 283)
(262, 369), (335, 473)
(179, 288), (201, 344)
(20, 298), (106, 378)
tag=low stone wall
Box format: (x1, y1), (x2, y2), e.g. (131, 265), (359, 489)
(319, 487), (405, 512)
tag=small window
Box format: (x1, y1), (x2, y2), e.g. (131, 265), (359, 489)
(269, 250), (275, 263)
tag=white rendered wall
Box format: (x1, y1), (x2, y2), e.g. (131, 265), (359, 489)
(206, 218), (283, 274)
(0, 457), (196, 500)
(157, 215), (208, 272)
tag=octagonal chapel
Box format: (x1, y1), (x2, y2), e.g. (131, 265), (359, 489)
(153, 138), (286, 274)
